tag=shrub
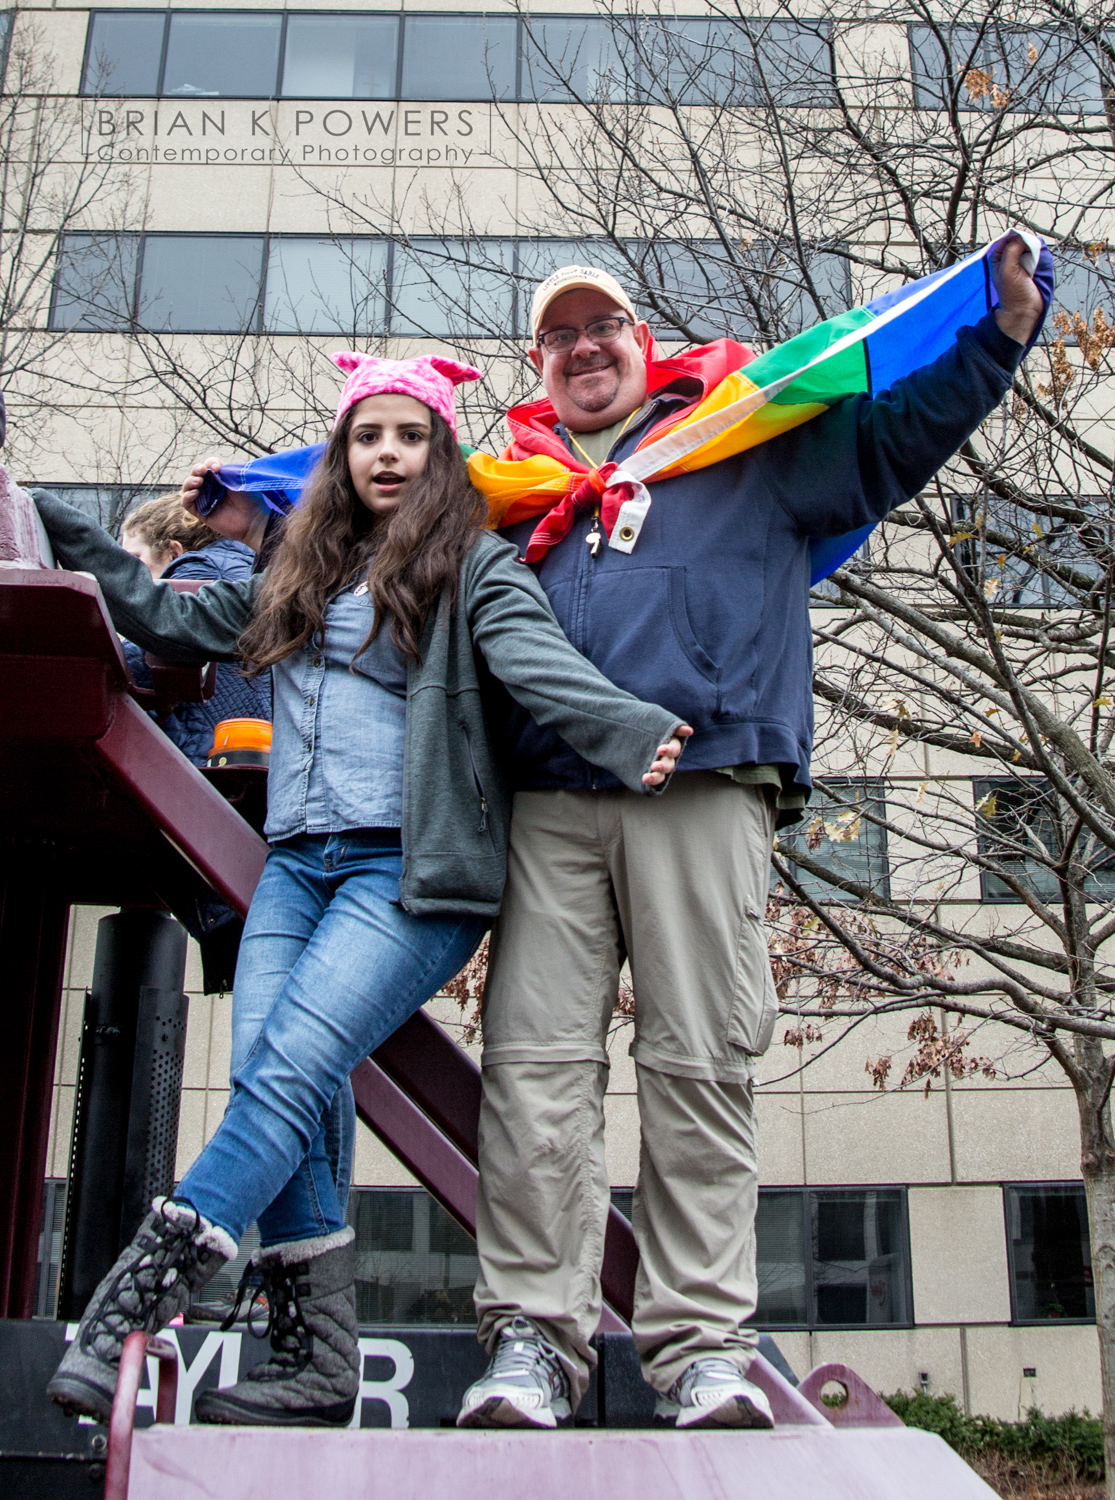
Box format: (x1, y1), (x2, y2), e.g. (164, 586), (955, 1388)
(884, 1392), (1103, 1485)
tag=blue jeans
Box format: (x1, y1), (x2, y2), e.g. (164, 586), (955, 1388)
(178, 830), (485, 1246)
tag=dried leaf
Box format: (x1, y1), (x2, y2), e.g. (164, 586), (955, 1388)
(984, 578), (1000, 601)
(970, 730), (983, 748)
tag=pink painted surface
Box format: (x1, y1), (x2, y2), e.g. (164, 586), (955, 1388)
(746, 1353), (829, 1427)
(0, 468), (49, 565)
(798, 1363), (905, 1428)
(126, 1424), (997, 1499)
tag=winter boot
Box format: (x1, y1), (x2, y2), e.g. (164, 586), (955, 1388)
(194, 1227), (359, 1427)
(47, 1198), (236, 1423)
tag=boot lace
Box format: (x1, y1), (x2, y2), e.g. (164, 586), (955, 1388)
(222, 1258), (312, 1380)
(81, 1200), (210, 1357)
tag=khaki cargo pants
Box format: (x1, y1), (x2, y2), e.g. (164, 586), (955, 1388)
(473, 772), (778, 1403)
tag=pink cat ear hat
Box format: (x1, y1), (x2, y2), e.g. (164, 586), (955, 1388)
(330, 352), (482, 437)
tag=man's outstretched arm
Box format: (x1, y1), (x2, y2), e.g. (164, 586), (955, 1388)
(772, 234), (1045, 539)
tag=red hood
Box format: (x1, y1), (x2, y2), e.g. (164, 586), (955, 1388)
(503, 338), (757, 466)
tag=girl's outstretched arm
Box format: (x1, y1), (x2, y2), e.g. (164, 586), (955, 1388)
(463, 534), (688, 794)
(32, 490), (257, 663)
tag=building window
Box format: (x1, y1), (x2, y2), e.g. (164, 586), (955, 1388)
(347, 1188), (478, 1324)
(50, 233), (140, 331)
(80, 12), (836, 106)
(37, 485), (164, 534)
(1005, 1183), (1094, 1323)
(776, 778), (890, 902)
(51, 232), (850, 341)
(139, 235), (266, 334)
(280, 15), (399, 101)
(952, 494), (1105, 609)
(1049, 246), (1115, 325)
(399, 14), (518, 102)
(82, 12), (165, 97)
(389, 238), (516, 340)
(162, 13), (283, 101)
(521, 16), (633, 104)
(757, 1188), (912, 1328)
(612, 1185), (912, 1330)
(263, 237), (387, 336)
(909, 24), (1105, 114)
(975, 777), (1115, 903)
(34, 1179), (67, 1319)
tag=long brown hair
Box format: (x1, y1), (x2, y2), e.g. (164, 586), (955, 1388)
(239, 406), (486, 671)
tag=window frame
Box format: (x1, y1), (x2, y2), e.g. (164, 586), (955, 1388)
(776, 775), (891, 903)
(907, 22), (1108, 115)
(752, 1185), (913, 1332)
(1003, 1180), (1095, 1326)
(79, 11), (839, 106)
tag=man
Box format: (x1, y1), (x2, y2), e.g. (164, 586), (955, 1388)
(456, 241), (1045, 1429)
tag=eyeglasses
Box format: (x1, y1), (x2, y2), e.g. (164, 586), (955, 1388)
(536, 316), (634, 353)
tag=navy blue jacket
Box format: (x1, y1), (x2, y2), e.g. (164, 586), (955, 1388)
(495, 313), (1024, 794)
(125, 537), (271, 765)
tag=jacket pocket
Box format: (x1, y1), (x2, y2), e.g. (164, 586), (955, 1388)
(727, 906), (778, 1056)
(460, 721), (491, 835)
(584, 566), (720, 725)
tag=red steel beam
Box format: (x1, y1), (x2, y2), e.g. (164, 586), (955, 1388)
(0, 876), (69, 1317)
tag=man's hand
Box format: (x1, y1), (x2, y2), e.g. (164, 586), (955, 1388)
(991, 233), (1044, 347)
(179, 455), (224, 520)
(179, 456), (268, 554)
(643, 725), (693, 786)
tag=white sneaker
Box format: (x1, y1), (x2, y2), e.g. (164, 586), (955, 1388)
(457, 1317), (572, 1429)
(655, 1357), (775, 1430)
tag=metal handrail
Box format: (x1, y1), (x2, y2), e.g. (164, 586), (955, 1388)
(104, 1331), (178, 1500)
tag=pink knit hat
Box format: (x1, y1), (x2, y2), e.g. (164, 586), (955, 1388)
(331, 352), (482, 436)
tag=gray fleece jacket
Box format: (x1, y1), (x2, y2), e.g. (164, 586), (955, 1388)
(33, 490), (681, 918)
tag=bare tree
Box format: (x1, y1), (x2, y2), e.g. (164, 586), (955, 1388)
(0, 12), (149, 488)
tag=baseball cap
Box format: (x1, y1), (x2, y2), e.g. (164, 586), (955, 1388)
(530, 264), (639, 344)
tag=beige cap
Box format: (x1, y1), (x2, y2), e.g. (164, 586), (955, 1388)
(530, 264), (639, 344)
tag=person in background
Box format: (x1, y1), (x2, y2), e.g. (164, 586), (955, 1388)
(177, 463), (286, 572)
(121, 494), (273, 993)
(119, 494), (272, 767)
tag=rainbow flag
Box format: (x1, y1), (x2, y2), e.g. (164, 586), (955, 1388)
(199, 232), (1051, 584)
(469, 231), (1053, 581)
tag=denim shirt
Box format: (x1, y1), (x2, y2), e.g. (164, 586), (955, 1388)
(265, 584), (407, 842)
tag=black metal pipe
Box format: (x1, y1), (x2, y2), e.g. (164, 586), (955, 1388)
(57, 910), (188, 1320)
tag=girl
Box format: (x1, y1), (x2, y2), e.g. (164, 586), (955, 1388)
(36, 353), (688, 1429)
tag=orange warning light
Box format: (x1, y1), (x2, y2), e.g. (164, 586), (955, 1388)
(207, 717), (272, 768)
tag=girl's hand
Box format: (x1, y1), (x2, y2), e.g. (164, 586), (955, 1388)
(642, 725), (693, 786)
